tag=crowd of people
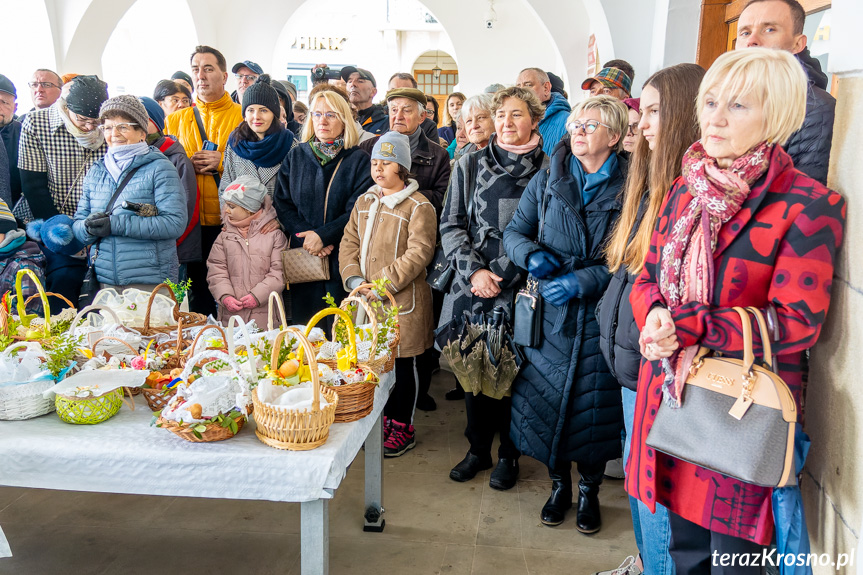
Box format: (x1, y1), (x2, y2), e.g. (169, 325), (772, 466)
(0, 0), (847, 573)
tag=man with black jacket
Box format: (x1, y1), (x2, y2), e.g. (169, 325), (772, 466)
(341, 66), (388, 135)
(0, 75), (21, 207)
(736, 0), (835, 184)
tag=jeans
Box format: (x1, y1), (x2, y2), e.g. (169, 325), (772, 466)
(622, 387), (675, 575)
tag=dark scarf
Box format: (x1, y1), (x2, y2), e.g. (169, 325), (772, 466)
(488, 134), (546, 179)
(569, 152), (619, 206)
(230, 128), (295, 168)
(407, 127), (422, 154)
(309, 137), (344, 165)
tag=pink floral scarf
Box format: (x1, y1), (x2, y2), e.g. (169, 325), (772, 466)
(658, 140), (772, 406)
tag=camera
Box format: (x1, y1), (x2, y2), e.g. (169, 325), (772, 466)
(485, 19), (494, 29)
(311, 66), (342, 82)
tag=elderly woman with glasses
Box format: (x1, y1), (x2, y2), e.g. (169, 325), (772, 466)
(70, 95), (186, 291)
(274, 89), (373, 326)
(503, 95), (629, 534)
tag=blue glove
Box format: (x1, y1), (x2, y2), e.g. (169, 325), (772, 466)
(527, 251), (560, 279)
(541, 273), (580, 306)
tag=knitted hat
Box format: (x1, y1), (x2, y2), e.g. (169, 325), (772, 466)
(581, 67), (632, 95)
(371, 131), (411, 171)
(66, 75), (109, 119)
(99, 95), (149, 132)
(242, 74), (281, 119)
(0, 74), (16, 98)
(547, 72), (565, 95)
(222, 175), (268, 213)
(139, 96), (165, 132)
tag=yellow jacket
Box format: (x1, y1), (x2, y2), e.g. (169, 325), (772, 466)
(165, 92), (242, 226)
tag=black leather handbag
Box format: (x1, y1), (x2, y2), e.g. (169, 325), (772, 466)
(427, 152), (477, 292)
(512, 187), (550, 348)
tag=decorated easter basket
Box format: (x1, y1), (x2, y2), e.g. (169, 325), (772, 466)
(252, 328), (339, 450)
(55, 387), (133, 424)
(139, 283), (207, 336)
(347, 282), (399, 373)
(89, 335), (149, 396)
(156, 350), (251, 442)
(0, 269), (77, 345)
(0, 342), (72, 421)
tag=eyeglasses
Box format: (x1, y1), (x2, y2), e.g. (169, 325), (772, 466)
(98, 122), (139, 134)
(165, 96), (191, 106)
(29, 81), (59, 90)
(566, 120), (611, 135)
(425, 108), (435, 115)
(69, 111), (100, 129)
(627, 122), (640, 136)
(235, 74), (258, 82)
(311, 111), (339, 122)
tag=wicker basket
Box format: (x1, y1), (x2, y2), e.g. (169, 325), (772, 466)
(0, 269), (77, 344)
(68, 304), (122, 334)
(252, 328), (338, 450)
(0, 342), (56, 420)
(347, 283), (400, 373)
(303, 307), (377, 423)
(91, 336), (145, 395)
(141, 385), (177, 412)
(267, 291), (288, 331)
(139, 283), (207, 336)
(55, 387), (134, 425)
(156, 350), (251, 443)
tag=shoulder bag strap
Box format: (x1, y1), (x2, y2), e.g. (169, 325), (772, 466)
(91, 165), (143, 260)
(193, 107), (221, 188)
(537, 176), (550, 244)
(322, 158), (344, 225)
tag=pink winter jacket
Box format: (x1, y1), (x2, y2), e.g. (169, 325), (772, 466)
(207, 197), (288, 327)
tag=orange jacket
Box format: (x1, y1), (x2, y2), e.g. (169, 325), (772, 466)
(164, 92), (242, 226)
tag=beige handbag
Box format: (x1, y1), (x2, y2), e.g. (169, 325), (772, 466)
(281, 159), (343, 286)
(646, 306), (798, 488)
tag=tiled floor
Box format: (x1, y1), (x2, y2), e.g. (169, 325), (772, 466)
(0, 370), (637, 575)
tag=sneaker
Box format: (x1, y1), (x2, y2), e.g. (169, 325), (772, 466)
(604, 458), (626, 480)
(592, 555), (642, 575)
(383, 416), (393, 439)
(384, 420), (416, 457)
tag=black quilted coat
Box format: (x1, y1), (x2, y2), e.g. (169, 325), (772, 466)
(784, 48), (836, 185)
(503, 139), (625, 469)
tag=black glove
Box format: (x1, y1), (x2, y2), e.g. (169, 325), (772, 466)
(84, 212), (112, 238)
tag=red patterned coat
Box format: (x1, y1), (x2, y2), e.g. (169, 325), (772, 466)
(625, 145), (846, 544)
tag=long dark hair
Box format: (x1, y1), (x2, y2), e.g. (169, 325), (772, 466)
(230, 116), (282, 145)
(153, 79), (190, 102)
(425, 95), (439, 124)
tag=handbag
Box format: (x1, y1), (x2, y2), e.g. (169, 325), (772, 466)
(646, 306), (798, 488)
(427, 152), (477, 292)
(78, 166), (142, 308)
(281, 159), (342, 286)
(512, 183), (550, 348)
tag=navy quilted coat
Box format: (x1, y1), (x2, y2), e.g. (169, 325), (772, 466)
(72, 148), (186, 285)
(503, 139), (625, 469)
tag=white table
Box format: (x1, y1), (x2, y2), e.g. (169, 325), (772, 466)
(0, 372), (394, 574)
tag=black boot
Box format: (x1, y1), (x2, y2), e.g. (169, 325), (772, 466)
(489, 458), (519, 491)
(576, 466), (603, 534)
(445, 386), (465, 400)
(540, 465), (572, 526)
(450, 451), (493, 482)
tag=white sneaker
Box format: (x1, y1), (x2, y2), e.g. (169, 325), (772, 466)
(592, 555), (642, 575)
(604, 457), (626, 480)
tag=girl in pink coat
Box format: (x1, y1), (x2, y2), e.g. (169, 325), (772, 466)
(207, 176), (287, 327)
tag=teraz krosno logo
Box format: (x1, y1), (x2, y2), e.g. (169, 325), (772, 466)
(713, 550), (855, 571)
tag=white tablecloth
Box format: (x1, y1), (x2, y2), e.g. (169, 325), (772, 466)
(0, 372), (394, 558)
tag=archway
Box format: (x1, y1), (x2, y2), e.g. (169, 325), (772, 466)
(101, 0), (198, 98)
(411, 50), (458, 127)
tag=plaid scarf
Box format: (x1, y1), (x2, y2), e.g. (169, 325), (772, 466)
(658, 140), (771, 407)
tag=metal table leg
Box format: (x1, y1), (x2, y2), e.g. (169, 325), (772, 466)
(301, 498), (329, 575)
(363, 412), (385, 532)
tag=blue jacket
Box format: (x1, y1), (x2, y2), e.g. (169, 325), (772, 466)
(73, 148), (186, 286)
(503, 139), (626, 468)
(538, 92), (571, 157)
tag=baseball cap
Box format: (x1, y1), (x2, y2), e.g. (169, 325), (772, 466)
(581, 67), (632, 95)
(232, 61), (264, 75)
(340, 66), (376, 88)
(0, 74), (15, 98)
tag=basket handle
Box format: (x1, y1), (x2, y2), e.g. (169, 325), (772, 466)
(1, 340), (47, 361)
(69, 305), (122, 334)
(189, 324), (227, 356)
(14, 269), (51, 332)
(178, 349), (248, 390)
(24, 291), (75, 310)
(284, 327), (323, 412)
(121, 388), (136, 411)
(143, 283), (178, 330)
(298, 307), (356, 365)
(226, 315), (257, 380)
(91, 336), (139, 357)
(267, 291), (287, 332)
(340, 296), (379, 362)
(347, 282), (398, 308)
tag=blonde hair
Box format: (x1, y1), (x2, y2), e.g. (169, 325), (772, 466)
(301, 90), (359, 149)
(568, 95), (629, 153)
(697, 47), (807, 147)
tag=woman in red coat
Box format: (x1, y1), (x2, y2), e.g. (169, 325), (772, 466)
(626, 48), (846, 574)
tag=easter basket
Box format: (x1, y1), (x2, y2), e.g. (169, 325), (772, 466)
(252, 328), (339, 450)
(49, 369), (143, 425)
(305, 307), (379, 423)
(156, 350), (251, 442)
(347, 282), (400, 373)
(0, 341), (74, 421)
(139, 283), (207, 336)
(0, 269), (77, 346)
